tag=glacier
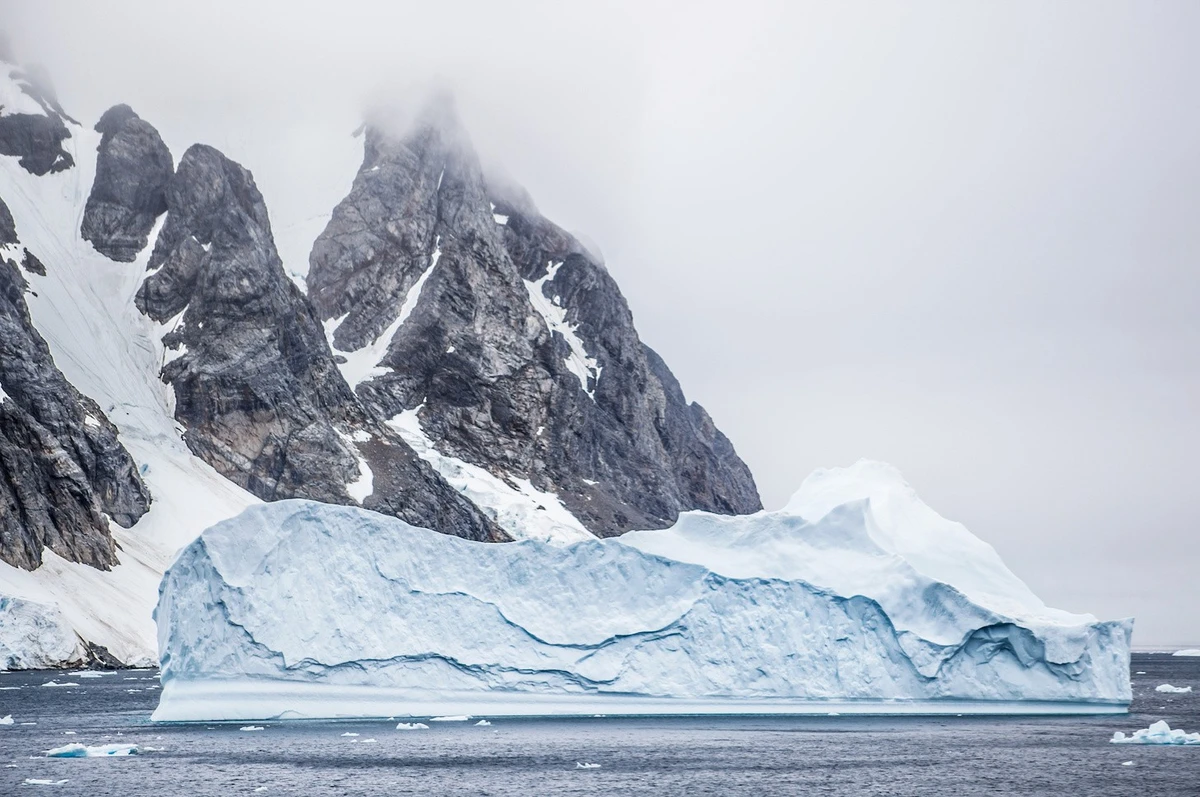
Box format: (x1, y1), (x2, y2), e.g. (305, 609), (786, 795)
(152, 461), (1132, 721)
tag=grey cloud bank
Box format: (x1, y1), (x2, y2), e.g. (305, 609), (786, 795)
(2, 0), (1196, 645)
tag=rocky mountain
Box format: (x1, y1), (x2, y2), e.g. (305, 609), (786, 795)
(80, 104), (173, 262)
(133, 141), (502, 540)
(309, 102), (761, 539)
(0, 196), (149, 571)
(0, 49), (760, 667)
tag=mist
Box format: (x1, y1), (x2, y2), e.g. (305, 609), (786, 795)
(3, 0), (1197, 646)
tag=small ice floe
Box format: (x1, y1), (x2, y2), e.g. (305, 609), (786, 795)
(1120, 761), (1134, 766)
(23, 779), (69, 786)
(1135, 671), (1147, 675)
(1172, 649), (1200, 657)
(1155, 684), (1193, 693)
(359, 739), (377, 744)
(254, 788), (268, 793)
(0, 686), (22, 691)
(828, 712), (840, 716)
(62, 732), (75, 736)
(0, 715), (12, 725)
(45, 743), (138, 757)
(429, 715), (470, 722)
(40, 682), (79, 688)
(395, 723), (429, 730)
(1111, 720), (1200, 745)
(474, 720), (491, 726)
(239, 726), (265, 732)
(77, 673), (103, 679)
(340, 732), (359, 737)
(575, 762), (602, 769)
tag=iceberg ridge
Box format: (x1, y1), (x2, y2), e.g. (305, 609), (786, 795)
(153, 463), (1131, 721)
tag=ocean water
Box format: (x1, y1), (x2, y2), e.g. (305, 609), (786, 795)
(0, 653), (1196, 796)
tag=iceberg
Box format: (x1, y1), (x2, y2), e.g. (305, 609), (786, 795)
(1111, 720), (1200, 745)
(1155, 684), (1192, 693)
(1173, 649), (1200, 657)
(45, 743), (138, 757)
(152, 463), (1132, 721)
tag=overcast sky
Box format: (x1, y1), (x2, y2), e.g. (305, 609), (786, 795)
(4, 0), (1197, 646)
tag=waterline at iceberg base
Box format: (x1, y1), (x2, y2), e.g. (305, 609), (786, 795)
(151, 463), (1132, 722)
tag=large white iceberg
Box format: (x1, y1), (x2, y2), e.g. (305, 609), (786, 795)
(152, 462), (1132, 721)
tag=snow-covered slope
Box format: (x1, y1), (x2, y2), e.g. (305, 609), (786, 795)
(153, 466), (1132, 721)
(0, 95), (258, 667)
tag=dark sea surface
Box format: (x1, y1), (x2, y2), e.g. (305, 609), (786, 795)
(0, 653), (1197, 796)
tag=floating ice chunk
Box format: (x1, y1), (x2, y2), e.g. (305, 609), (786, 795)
(1135, 671), (1146, 675)
(575, 762), (601, 769)
(254, 788), (268, 793)
(360, 739), (376, 743)
(0, 715), (11, 725)
(62, 731), (75, 736)
(45, 743), (138, 757)
(77, 673), (103, 679)
(474, 720), (491, 726)
(153, 492), (1133, 722)
(240, 726), (265, 732)
(40, 682), (79, 688)
(395, 723), (429, 730)
(1111, 720), (1200, 745)
(23, 779), (69, 786)
(1155, 684), (1192, 693)
(1120, 761), (1134, 766)
(1173, 649), (1200, 657)
(429, 715), (470, 722)
(340, 732), (359, 737)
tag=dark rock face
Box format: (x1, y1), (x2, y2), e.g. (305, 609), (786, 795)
(0, 217), (151, 570)
(81, 104), (173, 261)
(308, 109), (761, 536)
(0, 63), (74, 176)
(135, 144), (504, 541)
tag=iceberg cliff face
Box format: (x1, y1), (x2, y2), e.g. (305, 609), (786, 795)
(153, 462), (1131, 721)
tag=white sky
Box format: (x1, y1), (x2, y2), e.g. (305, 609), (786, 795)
(3, 0), (1197, 646)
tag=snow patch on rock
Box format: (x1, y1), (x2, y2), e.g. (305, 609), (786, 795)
(524, 261), (601, 399)
(327, 236), (441, 389)
(386, 407), (591, 544)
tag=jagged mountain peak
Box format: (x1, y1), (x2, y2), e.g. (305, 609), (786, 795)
(308, 108), (762, 538)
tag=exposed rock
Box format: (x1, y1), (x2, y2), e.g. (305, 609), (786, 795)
(135, 143), (504, 541)
(81, 104), (173, 261)
(0, 195), (16, 245)
(0, 234), (151, 570)
(308, 104), (761, 537)
(0, 61), (73, 176)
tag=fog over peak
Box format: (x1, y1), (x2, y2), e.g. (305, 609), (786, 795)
(2, 0), (1197, 645)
